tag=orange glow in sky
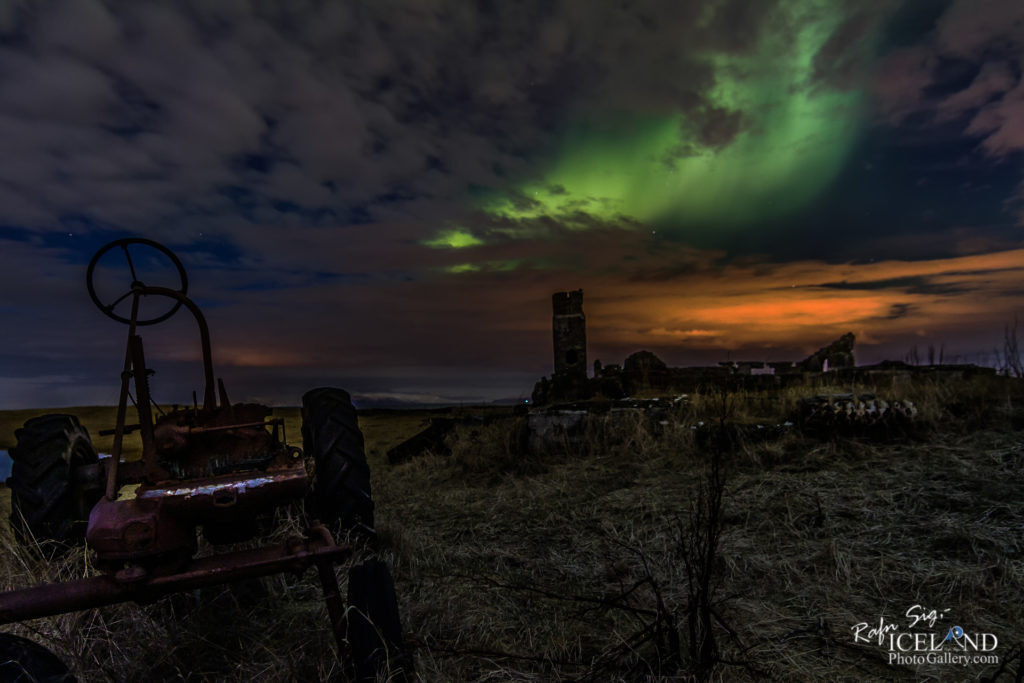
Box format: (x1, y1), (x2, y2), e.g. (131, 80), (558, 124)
(578, 248), (1024, 357)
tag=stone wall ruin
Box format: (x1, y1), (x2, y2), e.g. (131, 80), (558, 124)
(531, 290), (994, 405)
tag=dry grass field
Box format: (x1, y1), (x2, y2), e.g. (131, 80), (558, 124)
(0, 376), (1022, 681)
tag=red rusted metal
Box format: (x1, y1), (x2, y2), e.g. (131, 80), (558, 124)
(317, 558), (349, 658)
(131, 285), (217, 412)
(74, 460), (146, 490)
(87, 460), (308, 565)
(135, 464), (308, 514)
(86, 497), (195, 569)
(105, 293), (142, 501)
(0, 525), (350, 625)
(77, 240), (312, 567)
(184, 419), (282, 434)
(1, 239), (367, 665)
(129, 334), (160, 481)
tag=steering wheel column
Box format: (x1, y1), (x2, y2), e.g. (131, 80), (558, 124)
(86, 239), (219, 498)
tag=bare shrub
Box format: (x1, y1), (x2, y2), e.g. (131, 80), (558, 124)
(999, 316), (1024, 378)
(681, 443), (725, 680)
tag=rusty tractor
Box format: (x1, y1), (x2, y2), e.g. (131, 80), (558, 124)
(0, 238), (410, 681)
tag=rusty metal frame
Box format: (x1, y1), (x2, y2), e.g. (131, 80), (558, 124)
(106, 284), (220, 500)
(1, 239), (370, 664)
(0, 525), (352, 655)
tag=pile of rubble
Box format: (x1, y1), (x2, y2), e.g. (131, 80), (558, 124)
(384, 392), (925, 463)
(797, 393), (917, 435)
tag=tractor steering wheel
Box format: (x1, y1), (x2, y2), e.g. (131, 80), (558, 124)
(86, 238), (189, 326)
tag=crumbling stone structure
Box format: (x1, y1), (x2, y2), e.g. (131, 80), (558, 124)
(552, 290), (587, 380)
(530, 290), (992, 406)
(533, 290), (591, 403)
(797, 332), (855, 372)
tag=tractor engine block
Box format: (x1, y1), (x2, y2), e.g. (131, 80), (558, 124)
(153, 404), (287, 479)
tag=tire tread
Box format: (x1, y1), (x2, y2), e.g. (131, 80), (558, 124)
(9, 414), (98, 553)
(301, 388), (374, 533)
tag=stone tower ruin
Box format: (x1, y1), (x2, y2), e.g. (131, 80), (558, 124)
(552, 290), (587, 382)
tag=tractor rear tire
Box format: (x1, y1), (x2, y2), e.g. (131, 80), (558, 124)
(8, 414), (100, 555)
(301, 388), (374, 535)
(347, 559), (411, 682)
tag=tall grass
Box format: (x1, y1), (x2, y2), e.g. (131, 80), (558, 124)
(0, 375), (1022, 680)
(0, 505), (384, 681)
(377, 375), (1024, 680)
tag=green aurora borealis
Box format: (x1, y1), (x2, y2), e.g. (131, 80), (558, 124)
(454, 1), (869, 246)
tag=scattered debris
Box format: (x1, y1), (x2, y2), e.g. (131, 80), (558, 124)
(797, 393), (918, 436)
(386, 413), (515, 464)
(387, 418), (456, 464)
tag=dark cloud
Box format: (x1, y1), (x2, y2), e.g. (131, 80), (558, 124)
(0, 0), (1014, 244)
(873, 0), (1024, 155)
(664, 104), (749, 162)
(698, 0), (783, 54)
(833, 222), (1024, 263)
(812, 275), (972, 296)
(627, 261), (713, 283)
(0, 0), (783, 238)
(812, 7), (885, 90)
(886, 302), (914, 319)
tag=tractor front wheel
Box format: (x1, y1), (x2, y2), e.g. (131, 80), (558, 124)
(301, 388), (374, 535)
(0, 633), (73, 682)
(347, 559), (412, 682)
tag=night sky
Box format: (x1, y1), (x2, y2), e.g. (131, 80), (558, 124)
(1, 0), (1023, 409)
